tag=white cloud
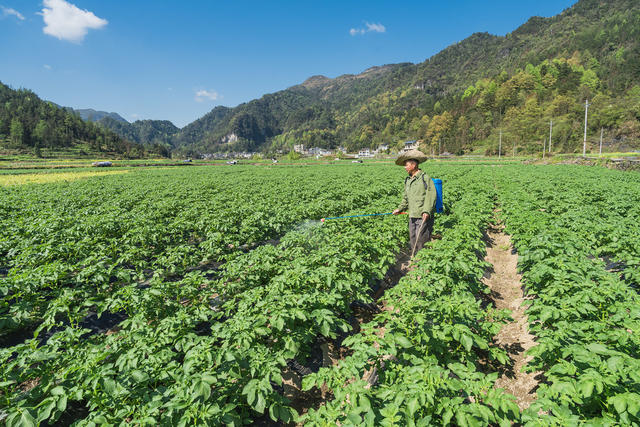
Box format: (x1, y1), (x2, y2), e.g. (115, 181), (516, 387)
(1, 6), (25, 20)
(43, 64), (52, 70)
(40, 0), (108, 43)
(195, 89), (219, 102)
(350, 22), (386, 36)
(365, 22), (385, 33)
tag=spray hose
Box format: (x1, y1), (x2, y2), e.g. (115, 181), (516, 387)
(321, 212), (407, 222)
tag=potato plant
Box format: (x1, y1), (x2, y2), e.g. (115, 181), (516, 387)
(2, 163), (640, 425)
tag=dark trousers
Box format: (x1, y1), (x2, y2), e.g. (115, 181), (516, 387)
(409, 216), (434, 254)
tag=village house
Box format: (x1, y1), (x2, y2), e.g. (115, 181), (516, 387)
(401, 140), (419, 153)
(357, 148), (373, 158)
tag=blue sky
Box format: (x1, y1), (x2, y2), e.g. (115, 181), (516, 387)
(1, 0), (578, 127)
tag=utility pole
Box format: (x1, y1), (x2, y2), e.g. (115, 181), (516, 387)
(599, 127), (603, 155)
(543, 137), (546, 159)
(438, 139), (441, 156)
(549, 120), (553, 153)
(499, 129), (502, 159)
(513, 140), (516, 158)
(583, 99), (590, 157)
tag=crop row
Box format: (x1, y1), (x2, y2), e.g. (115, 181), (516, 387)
(0, 166), (391, 339)
(495, 166), (640, 425)
(300, 169), (520, 426)
(1, 165), (416, 425)
(500, 165), (640, 290)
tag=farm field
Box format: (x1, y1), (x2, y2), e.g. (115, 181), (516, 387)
(1, 163), (639, 426)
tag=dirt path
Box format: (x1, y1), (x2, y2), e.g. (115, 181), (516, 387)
(482, 221), (539, 410)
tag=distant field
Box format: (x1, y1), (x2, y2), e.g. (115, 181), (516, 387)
(3, 149), (639, 171)
(0, 169), (130, 186)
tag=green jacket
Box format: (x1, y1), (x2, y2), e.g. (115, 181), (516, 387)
(397, 170), (437, 218)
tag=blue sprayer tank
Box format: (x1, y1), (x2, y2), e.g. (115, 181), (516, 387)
(432, 178), (443, 213)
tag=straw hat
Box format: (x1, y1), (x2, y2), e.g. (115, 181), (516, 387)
(395, 149), (428, 166)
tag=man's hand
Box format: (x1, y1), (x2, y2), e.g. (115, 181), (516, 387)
(422, 212), (429, 222)
(392, 209), (401, 215)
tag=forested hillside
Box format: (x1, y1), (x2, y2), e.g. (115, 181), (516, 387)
(0, 82), (144, 157)
(172, 0), (640, 155)
(97, 117), (178, 157)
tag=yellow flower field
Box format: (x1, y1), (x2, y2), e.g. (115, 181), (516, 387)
(0, 169), (130, 186)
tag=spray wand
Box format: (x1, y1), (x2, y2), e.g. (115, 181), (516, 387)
(321, 212), (407, 223)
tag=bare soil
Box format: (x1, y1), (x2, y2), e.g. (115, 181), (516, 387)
(482, 222), (539, 410)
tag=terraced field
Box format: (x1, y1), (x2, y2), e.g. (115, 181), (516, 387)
(1, 163), (639, 426)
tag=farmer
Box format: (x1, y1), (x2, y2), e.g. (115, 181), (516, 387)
(392, 149), (437, 254)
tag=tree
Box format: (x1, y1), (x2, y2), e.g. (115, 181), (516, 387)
(504, 97), (542, 145)
(33, 120), (49, 147)
(455, 116), (471, 150)
(424, 112), (454, 150)
(580, 69), (600, 91)
(9, 118), (24, 147)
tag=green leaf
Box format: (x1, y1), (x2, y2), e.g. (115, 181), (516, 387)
(273, 317), (284, 330)
(202, 374), (217, 385)
(319, 321), (331, 336)
(255, 393), (266, 414)
(359, 394), (372, 412)
(395, 335), (412, 349)
(586, 343), (609, 354)
(442, 409), (454, 425)
(461, 335), (473, 352)
(347, 412), (362, 424)
(579, 380), (594, 398)
(407, 397), (419, 416)
(37, 398), (56, 422)
(19, 410), (37, 427)
(50, 386), (65, 396)
(301, 376), (315, 391)
(195, 380), (211, 401)
(131, 370), (148, 383)
(269, 403), (277, 421)
(93, 415), (109, 424)
(57, 394), (68, 412)
(103, 378), (117, 395)
(611, 395), (627, 414)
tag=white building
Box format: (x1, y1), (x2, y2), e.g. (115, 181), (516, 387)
(308, 147), (333, 156)
(293, 144), (305, 153)
(357, 148), (373, 158)
(401, 140), (419, 153)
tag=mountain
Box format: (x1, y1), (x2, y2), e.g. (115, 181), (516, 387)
(172, 63), (417, 153)
(66, 107), (179, 153)
(97, 117), (179, 147)
(0, 82), (145, 157)
(71, 108), (128, 123)
(173, 0), (640, 155)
